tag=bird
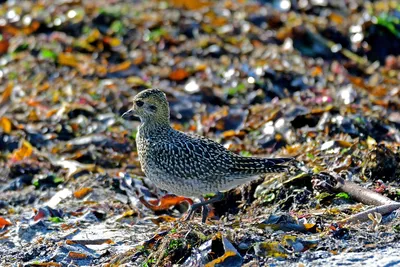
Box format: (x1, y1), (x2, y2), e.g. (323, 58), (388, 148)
(122, 88), (293, 222)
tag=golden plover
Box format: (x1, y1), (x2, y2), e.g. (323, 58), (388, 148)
(122, 89), (293, 222)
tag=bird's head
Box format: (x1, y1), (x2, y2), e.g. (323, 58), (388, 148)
(122, 89), (170, 124)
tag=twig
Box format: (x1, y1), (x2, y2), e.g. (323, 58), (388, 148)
(304, 21), (369, 67)
(331, 174), (394, 206)
(313, 172), (400, 223)
(66, 239), (114, 245)
(340, 203), (400, 224)
(313, 172), (394, 206)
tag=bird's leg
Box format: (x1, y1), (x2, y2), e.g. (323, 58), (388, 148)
(201, 200), (210, 223)
(185, 192), (224, 223)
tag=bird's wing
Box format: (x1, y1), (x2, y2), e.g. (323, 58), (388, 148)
(231, 156), (293, 174)
(149, 132), (234, 179)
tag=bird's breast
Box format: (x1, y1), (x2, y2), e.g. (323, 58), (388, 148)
(136, 131), (151, 169)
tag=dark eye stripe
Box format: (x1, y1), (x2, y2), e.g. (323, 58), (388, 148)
(136, 100), (144, 107)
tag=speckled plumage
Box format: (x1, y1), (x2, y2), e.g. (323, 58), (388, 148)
(124, 89), (293, 198)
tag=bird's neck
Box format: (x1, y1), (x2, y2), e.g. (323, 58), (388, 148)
(138, 119), (171, 138)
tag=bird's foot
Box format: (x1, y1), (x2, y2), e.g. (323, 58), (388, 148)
(201, 205), (210, 223)
(184, 192), (224, 223)
(184, 202), (204, 222)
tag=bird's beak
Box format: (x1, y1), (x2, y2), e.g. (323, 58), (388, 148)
(122, 108), (135, 119)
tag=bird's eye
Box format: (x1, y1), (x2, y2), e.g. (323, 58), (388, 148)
(149, 105), (157, 111)
(136, 100), (144, 107)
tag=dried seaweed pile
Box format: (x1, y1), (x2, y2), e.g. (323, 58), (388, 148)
(0, 0), (400, 266)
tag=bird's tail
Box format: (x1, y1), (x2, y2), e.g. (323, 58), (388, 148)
(232, 157), (294, 174)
